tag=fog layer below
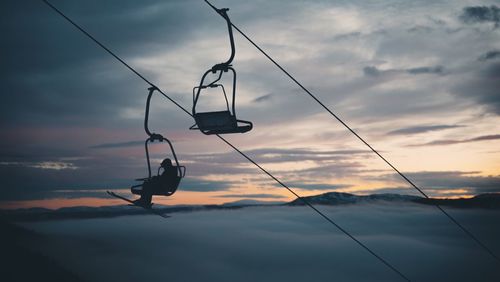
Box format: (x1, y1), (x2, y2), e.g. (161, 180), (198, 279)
(22, 203), (500, 282)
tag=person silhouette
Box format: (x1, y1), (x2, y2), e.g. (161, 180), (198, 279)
(159, 158), (177, 181)
(132, 158), (177, 208)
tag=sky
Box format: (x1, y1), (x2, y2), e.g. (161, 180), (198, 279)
(1, 0), (500, 208)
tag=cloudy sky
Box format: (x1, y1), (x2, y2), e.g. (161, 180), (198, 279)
(1, 0), (499, 208)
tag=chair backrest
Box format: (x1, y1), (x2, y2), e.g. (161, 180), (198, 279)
(151, 166), (181, 195)
(194, 111), (237, 131)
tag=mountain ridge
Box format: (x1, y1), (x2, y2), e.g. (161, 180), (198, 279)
(290, 191), (500, 209)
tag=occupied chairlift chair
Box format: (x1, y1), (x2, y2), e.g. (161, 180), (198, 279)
(190, 7), (252, 135)
(131, 86), (186, 197)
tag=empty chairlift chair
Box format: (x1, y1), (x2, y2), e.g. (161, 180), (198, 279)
(190, 7), (252, 135)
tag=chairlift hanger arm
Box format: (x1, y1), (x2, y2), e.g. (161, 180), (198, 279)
(145, 86), (163, 139)
(228, 67), (237, 115)
(208, 6), (235, 71)
(144, 139), (153, 178)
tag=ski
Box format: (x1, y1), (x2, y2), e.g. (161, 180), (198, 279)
(106, 191), (170, 218)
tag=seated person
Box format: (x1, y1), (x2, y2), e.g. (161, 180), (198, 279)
(132, 158), (178, 207)
(158, 158), (178, 184)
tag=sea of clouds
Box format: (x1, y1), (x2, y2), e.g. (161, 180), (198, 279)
(20, 203), (500, 282)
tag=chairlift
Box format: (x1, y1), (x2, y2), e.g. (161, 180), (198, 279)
(131, 86), (186, 198)
(190, 7), (252, 135)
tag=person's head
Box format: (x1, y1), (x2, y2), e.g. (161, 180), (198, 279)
(161, 158), (173, 167)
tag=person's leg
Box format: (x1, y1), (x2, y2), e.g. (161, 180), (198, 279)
(132, 181), (153, 207)
(142, 193), (152, 207)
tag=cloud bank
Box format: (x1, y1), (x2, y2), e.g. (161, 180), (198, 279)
(24, 205), (500, 282)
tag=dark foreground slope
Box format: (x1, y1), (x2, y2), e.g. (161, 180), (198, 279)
(0, 219), (83, 282)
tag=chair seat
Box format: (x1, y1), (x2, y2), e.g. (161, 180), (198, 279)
(193, 111), (252, 135)
(131, 173), (182, 196)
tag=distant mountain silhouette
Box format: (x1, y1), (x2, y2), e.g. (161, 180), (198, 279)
(289, 192), (420, 206)
(290, 191), (500, 209)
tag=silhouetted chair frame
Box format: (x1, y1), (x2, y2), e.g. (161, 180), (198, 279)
(190, 7), (252, 135)
(131, 137), (186, 196)
(190, 68), (252, 135)
(131, 86), (186, 197)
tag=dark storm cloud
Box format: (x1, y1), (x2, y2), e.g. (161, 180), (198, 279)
(452, 62), (500, 115)
(176, 148), (369, 183)
(484, 62), (500, 76)
(0, 0), (214, 128)
(185, 148), (371, 167)
(252, 93), (274, 103)
(282, 182), (352, 191)
(406, 65), (444, 75)
(182, 160), (256, 177)
(0, 156), (238, 199)
(189, 148), (366, 159)
(410, 134), (500, 147)
(1, 0), (209, 74)
(0, 145), (86, 164)
(0, 69), (145, 127)
(0, 165), (123, 201)
(179, 178), (235, 192)
(407, 25), (433, 34)
(176, 148), (369, 192)
(387, 124), (464, 135)
(354, 187), (422, 197)
(459, 5), (500, 27)
(89, 140), (144, 149)
(48, 189), (114, 199)
(378, 171), (500, 195)
(0, 153), (146, 200)
(54, 185), (282, 200)
(251, 150), (368, 164)
(363, 66), (382, 77)
(284, 162), (364, 179)
(0, 145), (352, 200)
(247, 148), (370, 156)
(363, 65), (445, 77)
(478, 50), (500, 61)
(332, 31), (362, 40)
